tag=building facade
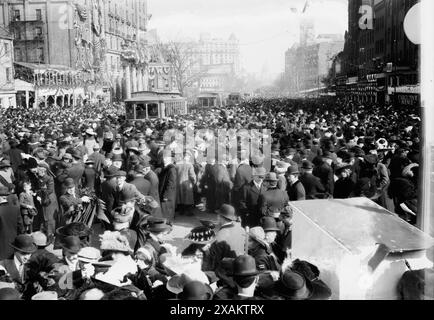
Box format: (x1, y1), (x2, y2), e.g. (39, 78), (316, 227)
(0, 26), (15, 108)
(0, 0), (151, 107)
(285, 33), (344, 96)
(190, 33), (241, 93)
(330, 0), (420, 105)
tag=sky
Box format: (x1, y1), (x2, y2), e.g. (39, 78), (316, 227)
(147, 0), (348, 82)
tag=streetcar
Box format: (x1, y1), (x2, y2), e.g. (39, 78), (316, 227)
(227, 92), (243, 106)
(125, 91), (188, 120)
(196, 92), (224, 108)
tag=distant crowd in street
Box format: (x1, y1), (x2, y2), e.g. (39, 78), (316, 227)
(0, 96), (427, 300)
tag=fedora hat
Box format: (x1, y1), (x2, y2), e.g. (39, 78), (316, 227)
(232, 255), (259, 277)
(286, 165), (300, 176)
(185, 226), (215, 244)
(277, 270), (313, 300)
(10, 234), (37, 254)
(61, 236), (81, 254)
(260, 216), (280, 232)
(145, 217), (172, 234)
(216, 204), (238, 222)
(178, 281), (213, 300)
(63, 178), (75, 189)
(31, 231), (51, 247)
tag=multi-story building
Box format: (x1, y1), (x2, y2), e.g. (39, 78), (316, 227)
(0, 0), (151, 107)
(189, 33), (241, 93)
(333, 0), (420, 105)
(285, 33), (344, 95)
(104, 0), (150, 100)
(0, 26), (15, 108)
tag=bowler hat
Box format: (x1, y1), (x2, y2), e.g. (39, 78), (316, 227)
(104, 167), (120, 178)
(232, 255), (259, 277)
(286, 165), (300, 176)
(63, 178), (75, 189)
(260, 217), (280, 232)
(146, 217), (172, 234)
(301, 160), (313, 170)
(278, 270), (313, 300)
(178, 281), (213, 300)
(61, 236), (81, 254)
(10, 234), (37, 254)
(216, 204), (238, 222)
(31, 231), (51, 247)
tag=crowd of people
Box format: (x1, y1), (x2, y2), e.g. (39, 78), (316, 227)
(0, 96), (426, 300)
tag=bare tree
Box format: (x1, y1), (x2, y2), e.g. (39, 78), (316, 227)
(155, 41), (206, 96)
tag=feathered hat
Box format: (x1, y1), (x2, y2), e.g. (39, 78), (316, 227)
(99, 231), (133, 254)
